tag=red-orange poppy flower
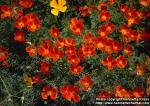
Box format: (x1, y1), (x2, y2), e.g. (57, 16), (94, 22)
(102, 55), (116, 70)
(104, 38), (113, 54)
(99, 11), (110, 22)
(97, 90), (110, 99)
(14, 30), (25, 42)
(49, 87), (58, 100)
(15, 16), (27, 29)
(49, 47), (64, 62)
(41, 85), (58, 100)
(114, 85), (131, 98)
(124, 44), (133, 56)
(125, 16), (140, 27)
(27, 18), (40, 32)
(26, 45), (37, 57)
(79, 74), (94, 91)
(109, 0), (117, 5)
(38, 39), (53, 58)
(40, 61), (51, 75)
(56, 37), (65, 48)
(64, 37), (76, 48)
(67, 55), (80, 66)
(95, 37), (106, 51)
(19, 0), (33, 8)
(49, 27), (60, 37)
(112, 40), (122, 53)
(105, 22), (115, 33)
(119, 4), (128, 13)
(140, 0), (150, 7)
(97, 2), (107, 11)
(65, 47), (76, 56)
(98, 27), (108, 37)
(0, 5), (12, 19)
(128, 29), (138, 41)
(0, 47), (9, 62)
(70, 18), (84, 35)
(33, 74), (41, 84)
(60, 85), (80, 103)
(131, 87), (145, 98)
(70, 65), (83, 75)
(82, 44), (95, 57)
(82, 33), (95, 44)
(116, 55), (127, 68)
(119, 25), (129, 36)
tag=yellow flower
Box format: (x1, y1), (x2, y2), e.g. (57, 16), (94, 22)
(23, 74), (32, 87)
(50, 0), (67, 16)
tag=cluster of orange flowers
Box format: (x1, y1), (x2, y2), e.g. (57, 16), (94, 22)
(97, 84), (145, 99)
(0, 0), (150, 104)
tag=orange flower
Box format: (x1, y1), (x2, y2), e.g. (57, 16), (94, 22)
(124, 44), (133, 56)
(114, 85), (131, 98)
(24, 13), (40, 32)
(41, 85), (50, 100)
(70, 18), (84, 35)
(33, 74), (41, 84)
(60, 85), (80, 103)
(70, 65), (83, 75)
(116, 55), (127, 68)
(0, 47), (9, 62)
(0, 5), (12, 19)
(98, 27), (108, 37)
(97, 91), (110, 99)
(14, 30), (25, 42)
(99, 11), (110, 22)
(40, 61), (51, 75)
(140, 0), (150, 7)
(56, 37), (65, 48)
(49, 47), (64, 62)
(19, 0), (33, 8)
(26, 45), (37, 57)
(109, 0), (117, 5)
(27, 18), (40, 32)
(104, 38), (113, 54)
(128, 29), (138, 41)
(65, 47), (76, 56)
(95, 37), (105, 51)
(49, 27), (59, 37)
(49, 87), (58, 100)
(38, 39), (53, 58)
(135, 64), (147, 76)
(112, 40), (122, 53)
(82, 33), (95, 44)
(82, 44), (95, 57)
(41, 85), (58, 100)
(15, 16), (27, 29)
(79, 74), (94, 91)
(131, 87), (145, 98)
(102, 55), (116, 71)
(105, 22), (115, 33)
(119, 25), (129, 36)
(64, 37), (76, 48)
(98, 22), (115, 37)
(67, 55), (80, 66)
(97, 2), (107, 11)
(119, 4), (128, 13)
